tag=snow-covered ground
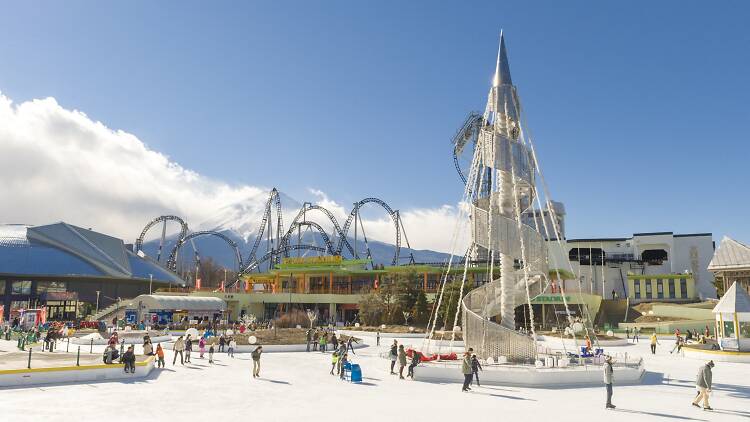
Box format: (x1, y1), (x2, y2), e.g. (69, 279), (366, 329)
(2, 333), (749, 421)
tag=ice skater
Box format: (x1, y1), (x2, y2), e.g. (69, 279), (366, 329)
(407, 350), (420, 379)
(208, 344), (215, 364)
(461, 352), (473, 392)
(389, 340), (398, 374)
(228, 337), (236, 358)
(339, 353), (349, 380)
(346, 336), (358, 354)
(603, 355), (615, 409)
(185, 334), (193, 363)
(173, 336), (185, 365)
(471, 354), (483, 386)
(122, 346), (136, 374)
(691, 360), (714, 411)
(650, 332), (660, 354)
(156, 343), (165, 368)
(397, 345), (407, 379)
(199, 337), (206, 359)
(331, 351), (339, 375)
(251, 346), (263, 378)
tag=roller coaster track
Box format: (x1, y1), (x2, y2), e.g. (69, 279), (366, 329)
(134, 215), (189, 267)
(337, 198), (401, 265)
(246, 188), (284, 268)
(167, 230), (243, 273)
(138, 189), (410, 288)
(279, 220), (336, 256)
(452, 112), (483, 184)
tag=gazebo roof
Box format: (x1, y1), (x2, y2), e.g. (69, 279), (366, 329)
(713, 281), (750, 314)
(708, 236), (750, 271)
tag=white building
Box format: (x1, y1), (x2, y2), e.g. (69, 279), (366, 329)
(547, 231), (716, 301)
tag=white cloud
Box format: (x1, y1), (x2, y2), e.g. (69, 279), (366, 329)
(0, 93), (467, 253)
(0, 93), (265, 242)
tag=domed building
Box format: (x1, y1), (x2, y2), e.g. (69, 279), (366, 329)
(0, 222), (184, 321)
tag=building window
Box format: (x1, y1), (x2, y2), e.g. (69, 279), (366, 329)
(723, 320), (735, 338)
(740, 321), (750, 339)
(680, 278), (688, 298)
(645, 280), (652, 299)
(657, 279), (664, 299)
(11, 281), (32, 295)
(634, 282), (641, 299)
(668, 280), (676, 299)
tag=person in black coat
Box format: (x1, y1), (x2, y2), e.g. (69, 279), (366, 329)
(407, 351), (421, 378)
(471, 354), (483, 386)
(122, 346), (136, 374)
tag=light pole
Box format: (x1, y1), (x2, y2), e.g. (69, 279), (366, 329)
(95, 291), (100, 315)
(149, 274), (153, 295)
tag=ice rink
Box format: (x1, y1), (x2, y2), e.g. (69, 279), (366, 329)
(2, 333), (748, 421)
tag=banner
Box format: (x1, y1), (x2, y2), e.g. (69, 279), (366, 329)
(195, 278), (202, 290)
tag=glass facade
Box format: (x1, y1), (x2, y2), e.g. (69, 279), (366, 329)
(634, 282), (641, 299)
(11, 280), (32, 295)
(680, 278), (688, 297)
(645, 280), (652, 299)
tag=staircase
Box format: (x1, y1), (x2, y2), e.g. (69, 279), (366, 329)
(595, 298), (630, 328)
(89, 299), (131, 321)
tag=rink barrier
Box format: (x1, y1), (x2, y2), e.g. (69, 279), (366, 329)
(71, 335), (172, 345)
(160, 342), (368, 353)
(0, 356), (156, 388)
(682, 346), (750, 363)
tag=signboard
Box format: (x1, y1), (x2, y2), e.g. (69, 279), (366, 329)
(283, 255), (343, 266)
(532, 295), (572, 304)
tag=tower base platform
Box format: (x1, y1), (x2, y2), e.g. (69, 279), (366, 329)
(412, 358), (645, 388)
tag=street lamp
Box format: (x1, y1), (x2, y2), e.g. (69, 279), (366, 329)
(95, 291), (100, 314)
(149, 274), (153, 295)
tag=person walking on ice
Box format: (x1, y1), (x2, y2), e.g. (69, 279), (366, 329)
(389, 340), (398, 375)
(397, 344), (407, 379)
(251, 346), (263, 378)
(461, 351), (473, 392)
(603, 355), (615, 409)
(173, 336), (185, 365)
(228, 338), (236, 358)
(692, 360), (714, 411)
(650, 332), (660, 354)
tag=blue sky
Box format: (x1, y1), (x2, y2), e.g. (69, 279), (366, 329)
(1, 1), (749, 245)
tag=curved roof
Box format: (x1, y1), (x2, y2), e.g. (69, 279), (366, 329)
(130, 295), (226, 311)
(0, 223), (183, 284)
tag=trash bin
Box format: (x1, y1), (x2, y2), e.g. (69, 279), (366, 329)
(349, 363), (362, 383)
